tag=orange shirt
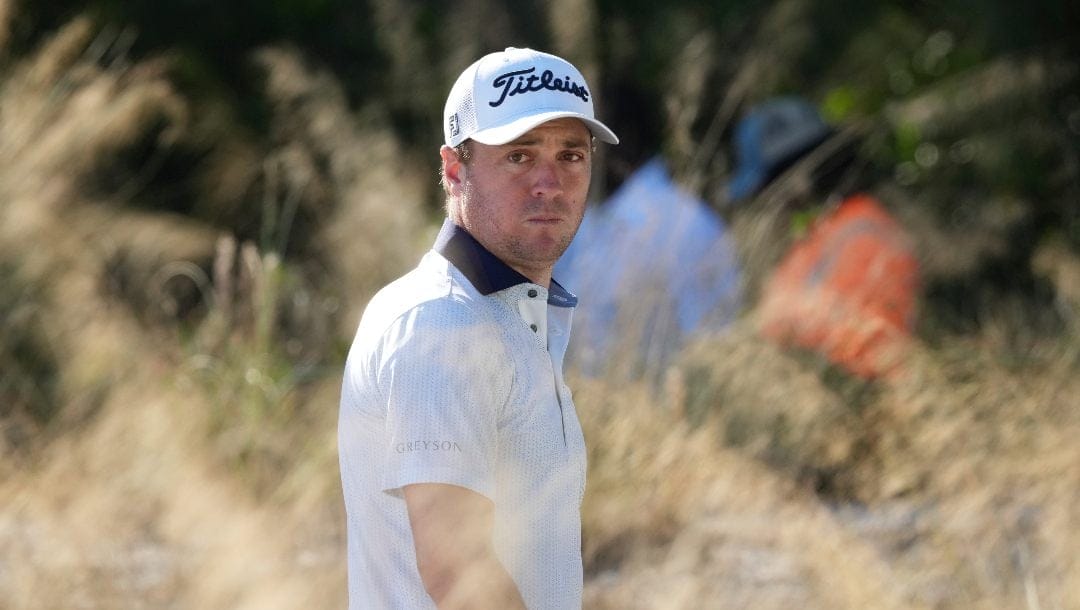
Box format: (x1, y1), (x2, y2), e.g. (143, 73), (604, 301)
(758, 194), (919, 379)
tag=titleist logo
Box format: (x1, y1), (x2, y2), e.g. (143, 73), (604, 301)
(488, 67), (589, 107)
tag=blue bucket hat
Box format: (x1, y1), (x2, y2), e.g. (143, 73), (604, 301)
(726, 97), (832, 202)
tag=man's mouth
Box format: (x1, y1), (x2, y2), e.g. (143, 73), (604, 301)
(525, 216), (563, 225)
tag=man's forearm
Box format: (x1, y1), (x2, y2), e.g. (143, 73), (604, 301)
(404, 482), (528, 610)
(421, 551), (527, 610)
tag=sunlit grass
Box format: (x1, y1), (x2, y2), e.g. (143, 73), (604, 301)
(1, 8), (1078, 610)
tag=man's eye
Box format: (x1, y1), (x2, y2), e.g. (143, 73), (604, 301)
(508, 152), (528, 163)
(563, 152), (585, 162)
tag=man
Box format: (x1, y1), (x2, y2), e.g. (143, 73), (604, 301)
(338, 47), (618, 609)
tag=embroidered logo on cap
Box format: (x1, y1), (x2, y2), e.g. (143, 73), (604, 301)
(488, 66), (590, 108)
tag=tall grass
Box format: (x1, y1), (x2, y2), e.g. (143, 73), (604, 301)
(1, 9), (1078, 610)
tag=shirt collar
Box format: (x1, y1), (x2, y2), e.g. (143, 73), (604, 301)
(433, 218), (578, 308)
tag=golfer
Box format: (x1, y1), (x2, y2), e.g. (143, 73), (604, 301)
(338, 47), (618, 609)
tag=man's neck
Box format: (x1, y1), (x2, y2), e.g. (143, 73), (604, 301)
(434, 219), (551, 293)
(507, 264), (551, 289)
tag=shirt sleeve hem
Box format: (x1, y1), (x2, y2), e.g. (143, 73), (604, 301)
(383, 465), (494, 501)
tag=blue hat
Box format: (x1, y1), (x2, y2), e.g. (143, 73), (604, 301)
(727, 97), (832, 202)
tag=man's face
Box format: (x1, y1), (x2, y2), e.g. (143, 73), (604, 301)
(445, 118), (592, 283)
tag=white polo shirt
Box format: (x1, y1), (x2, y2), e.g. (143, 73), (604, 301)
(338, 219), (587, 609)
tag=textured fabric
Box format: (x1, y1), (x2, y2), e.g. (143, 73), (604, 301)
(339, 223), (586, 609)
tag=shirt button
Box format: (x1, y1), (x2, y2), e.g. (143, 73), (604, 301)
(527, 289), (538, 298)
(530, 324), (538, 332)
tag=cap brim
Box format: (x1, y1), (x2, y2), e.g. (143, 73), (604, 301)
(469, 111), (619, 146)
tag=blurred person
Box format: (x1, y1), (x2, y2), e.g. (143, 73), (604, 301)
(726, 97), (920, 380)
(555, 81), (741, 386)
(556, 157), (742, 385)
(338, 47), (618, 609)
(724, 96), (834, 204)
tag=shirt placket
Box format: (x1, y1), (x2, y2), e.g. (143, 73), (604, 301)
(515, 286), (577, 446)
(547, 304), (587, 503)
(516, 287), (549, 349)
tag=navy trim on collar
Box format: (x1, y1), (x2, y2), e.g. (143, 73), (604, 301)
(548, 279), (578, 308)
(433, 219), (578, 308)
(434, 219), (529, 295)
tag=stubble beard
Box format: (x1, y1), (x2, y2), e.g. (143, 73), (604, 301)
(460, 183), (582, 274)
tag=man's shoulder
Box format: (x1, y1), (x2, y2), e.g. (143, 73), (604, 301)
(357, 251), (501, 339)
(346, 252), (517, 388)
(368, 254), (452, 314)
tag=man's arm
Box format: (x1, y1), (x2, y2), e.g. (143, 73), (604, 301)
(403, 483), (528, 610)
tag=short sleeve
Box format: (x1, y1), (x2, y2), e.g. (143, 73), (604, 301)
(376, 299), (513, 500)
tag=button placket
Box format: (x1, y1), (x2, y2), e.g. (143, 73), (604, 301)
(516, 286), (548, 346)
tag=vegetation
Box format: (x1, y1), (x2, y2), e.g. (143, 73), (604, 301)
(0, 0), (1077, 608)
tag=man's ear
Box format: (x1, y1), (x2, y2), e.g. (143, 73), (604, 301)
(440, 145), (466, 195)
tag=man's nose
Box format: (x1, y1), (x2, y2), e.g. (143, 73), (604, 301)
(530, 161), (562, 199)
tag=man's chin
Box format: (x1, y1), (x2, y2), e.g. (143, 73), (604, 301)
(509, 239), (570, 268)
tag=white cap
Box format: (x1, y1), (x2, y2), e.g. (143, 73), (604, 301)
(444, 47), (619, 147)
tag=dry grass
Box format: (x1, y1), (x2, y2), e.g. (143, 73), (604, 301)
(252, 46), (431, 337)
(625, 322), (1080, 609)
(577, 375), (915, 610)
(0, 16), (203, 439)
(2, 10), (1079, 610)
(0, 17), (353, 609)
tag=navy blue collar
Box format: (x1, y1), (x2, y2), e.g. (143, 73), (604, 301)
(434, 219), (578, 308)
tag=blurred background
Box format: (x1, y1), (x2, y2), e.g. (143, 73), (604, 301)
(1, 0), (1078, 608)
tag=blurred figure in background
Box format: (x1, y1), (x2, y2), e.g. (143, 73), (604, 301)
(725, 97), (834, 204)
(726, 97), (920, 380)
(556, 82), (742, 386)
(338, 48), (617, 609)
(556, 158), (742, 385)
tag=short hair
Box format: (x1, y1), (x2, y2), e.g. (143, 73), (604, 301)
(453, 141), (472, 164)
